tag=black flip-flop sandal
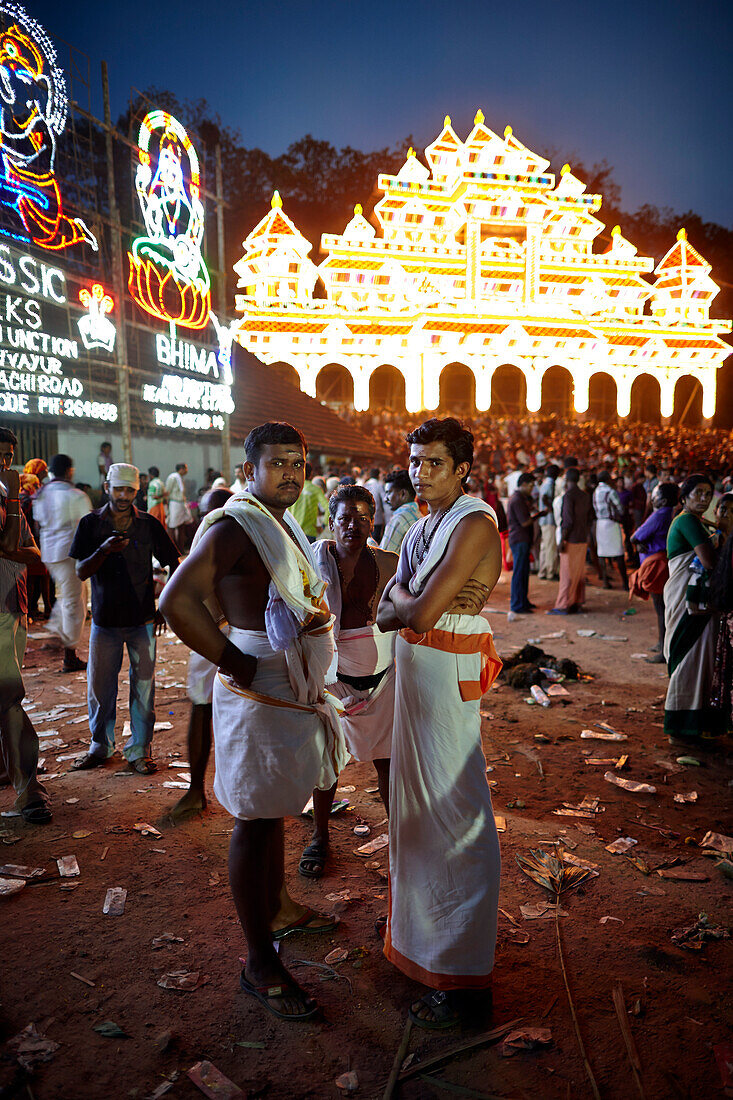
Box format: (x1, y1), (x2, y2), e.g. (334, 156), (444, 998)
(272, 908), (337, 942)
(408, 990), (460, 1030)
(239, 969), (318, 1022)
(374, 915), (387, 941)
(298, 840), (328, 879)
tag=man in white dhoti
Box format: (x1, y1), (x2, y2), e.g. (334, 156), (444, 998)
(165, 463), (192, 551)
(377, 417), (503, 1030)
(160, 422), (347, 1022)
(303, 485), (398, 878)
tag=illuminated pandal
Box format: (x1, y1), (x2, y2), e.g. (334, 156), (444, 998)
(233, 113), (731, 419)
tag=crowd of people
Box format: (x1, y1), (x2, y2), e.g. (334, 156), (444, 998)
(1, 411), (731, 1032)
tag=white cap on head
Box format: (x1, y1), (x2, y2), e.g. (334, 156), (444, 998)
(107, 463), (140, 490)
(212, 476), (227, 489)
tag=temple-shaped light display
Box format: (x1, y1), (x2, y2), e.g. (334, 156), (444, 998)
(233, 113), (731, 419)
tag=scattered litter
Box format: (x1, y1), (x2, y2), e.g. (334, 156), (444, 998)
(530, 685), (551, 707)
(494, 815), (506, 832)
(337, 785), (356, 793)
(187, 1060), (243, 1100)
(547, 684), (570, 697)
(657, 867), (709, 882)
(528, 631), (566, 641)
(600, 916), (624, 925)
(7, 1023), (59, 1070)
(72, 830), (92, 839)
(38, 737), (65, 750)
(671, 913), (729, 951)
(302, 796), (349, 816)
(637, 886), (666, 897)
(56, 751), (87, 762)
(70, 971), (95, 987)
(631, 653), (648, 660)
(713, 1042), (733, 1094)
(576, 629), (596, 637)
(676, 756), (701, 767)
(520, 902), (568, 920)
(700, 832), (733, 855)
(335, 1071), (359, 1092)
(0, 876), (25, 897)
(674, 791), (698, 804)
(554, 796), (603, 819)
(355, 833), (388, 856)
(604, 772), (656, 794)
(353, 824), (370, 836)
(598, 635), (628, 642)
(152, 933), (185, 949)
(57, 855), (80, 877)
(499, 1027), (553, 1057)
(163, 781), (189, 789)
(93, 1020), (128, 1039)
(539, 667), (563, 682)
(153, 722), (173, 731)
(324, 948), (349, 965)
(517, 847), (595, 897)
(581, 729), (628, 742)
(562, 853), (600, 876)
(103, 887), (127, 915)
(0, 863), (44, 879)
(158, 969), (207, 991)
(133, 822), (162, 838)
(100, 846), (109, 861)
(606, 837), (638, 854)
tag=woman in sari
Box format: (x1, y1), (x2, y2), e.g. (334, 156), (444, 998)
(663, 474), (722, 745)
(146, 465), (167, 529)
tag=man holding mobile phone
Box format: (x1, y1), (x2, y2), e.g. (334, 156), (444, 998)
(70, 463), (180, 775)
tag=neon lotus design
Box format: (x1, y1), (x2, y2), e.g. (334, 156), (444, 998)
(0, 3), (97, 252)
(128, 110), (210, 330)
(78, 283), (116, 352)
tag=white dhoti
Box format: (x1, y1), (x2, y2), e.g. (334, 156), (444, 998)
(596, 518), (624, 558)
(187, 649), (218, 705)
(328, 625), (396, 761)
(385, 612), (502, 990)
(212, 623), (347, 820)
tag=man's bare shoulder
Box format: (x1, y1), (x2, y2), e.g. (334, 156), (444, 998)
(374, 545), (398, 570)
(192, 516), (253, 559)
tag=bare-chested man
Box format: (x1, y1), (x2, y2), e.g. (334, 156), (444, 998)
(301, 485), (398, 878)
(159, 422), (346, 1022)
(376, 417), (503, 1029)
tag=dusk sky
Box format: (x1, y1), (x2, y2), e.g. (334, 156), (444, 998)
(31, 0), (733, 227)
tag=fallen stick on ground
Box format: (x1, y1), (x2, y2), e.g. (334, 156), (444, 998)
(612, 980), (646, 1099)
(382, 1016), (412, 1100)
(418, 1075), (518, 1100)
(556, 907), (602, 1100)
(397, 1019), (522, 1084)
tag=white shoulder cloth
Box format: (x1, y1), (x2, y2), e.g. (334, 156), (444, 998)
(397, 495), (498, 595)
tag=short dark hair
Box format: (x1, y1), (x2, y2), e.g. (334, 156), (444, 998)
(244, 421), (307, 466)
(305, 462), (312, 479)
(49, 453), (73, 479)
(597, 470), (611, 484)
(566, 467), (580, 485)
(406, 417), (474, 484)
(101, 441), (111, 450)
(546, 464), (559, 479)
(518, 471), (535, 487)
(175, 462), (187, 472)
(563, 456), (579, 469)
(328, 484), (375, 520)
(385, 469), (415, 498)
(679, 473), (713, 501)
(0, 426), (17, 445)
(148, 466), (159, 477)
(654, 482), (678, 507)
(369, 467), (380, 479)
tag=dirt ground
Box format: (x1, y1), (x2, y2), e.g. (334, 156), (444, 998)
(1, 567), (731, 1100)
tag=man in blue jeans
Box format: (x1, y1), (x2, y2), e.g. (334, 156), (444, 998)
(507, 472), (546, 616)
(69, 464), (179, 775)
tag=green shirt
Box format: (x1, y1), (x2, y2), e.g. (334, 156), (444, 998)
(288, 480), (328, 539)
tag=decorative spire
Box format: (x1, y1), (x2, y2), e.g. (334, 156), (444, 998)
(474, 108), (485, 125)
(407, 146), (415, 158)
(271, 190), (283, 209)
(561, 163), (571, 176)
(677, 227), (687, 241)
(354, 203), (363, 216)
(444, 114), (451, 127)
(504, 125), (512, 139)
(612, 224), (621, 235)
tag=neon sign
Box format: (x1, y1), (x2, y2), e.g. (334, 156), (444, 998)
(0, 3), (97, 253)
(128, 110), (210, 331)
(78, 283), (115, 352)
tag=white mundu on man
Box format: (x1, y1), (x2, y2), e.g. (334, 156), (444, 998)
(377, 416), (503, 1031)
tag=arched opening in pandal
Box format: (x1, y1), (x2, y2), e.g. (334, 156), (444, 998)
(629, 373), (661, 424)
(672, 375), (703, 425)
(269, 362), (300, 389)
(439, 362), (476, 413)
(540, 365), (574, 416)
(588, 372), (618, 421)
(315, 363), (354, 407)
(490, 363), (527, 415)
(369, 364), (406, 411)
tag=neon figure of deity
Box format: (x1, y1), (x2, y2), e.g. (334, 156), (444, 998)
(0, 4), (97, 251)
(128, 110), (211, 330)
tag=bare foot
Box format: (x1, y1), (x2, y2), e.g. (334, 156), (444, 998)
(165, 787), (207, 824)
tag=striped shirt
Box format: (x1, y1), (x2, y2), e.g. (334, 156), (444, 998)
(0, 507), (32, 615)
(380, 501), (421, 554)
